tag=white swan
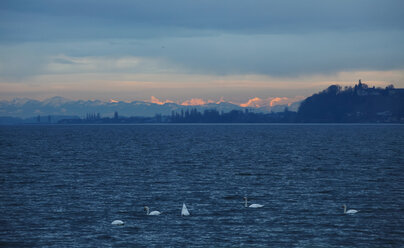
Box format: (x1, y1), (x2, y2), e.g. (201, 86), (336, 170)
(181, 203), (190, 216)
(111, 220), (124, 225)
(144, 206), (161, 215)
(343, 204), (358, 214)
(244, 197), (264, 208)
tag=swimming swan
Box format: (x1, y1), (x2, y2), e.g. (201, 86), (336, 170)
(144, 206), (161, 215)
(343, 204), (358, 214)
(181, 203), (190, 216)
(111, 220), (124, 225)
(244, 197), (264, 208)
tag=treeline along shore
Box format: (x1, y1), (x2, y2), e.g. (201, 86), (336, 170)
(2, 81), (404, 124)
(60, 81), (404, 124)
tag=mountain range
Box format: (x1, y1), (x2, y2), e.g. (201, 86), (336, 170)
(0, 96), (301, 119)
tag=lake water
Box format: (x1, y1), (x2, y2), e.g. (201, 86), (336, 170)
(0, 124), (403, 247)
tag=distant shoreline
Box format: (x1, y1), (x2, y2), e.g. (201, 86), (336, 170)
(1, 122), (403, 126)
(1, 82), (403, 124)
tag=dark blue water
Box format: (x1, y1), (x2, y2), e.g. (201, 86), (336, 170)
(0, 124), (403, 247)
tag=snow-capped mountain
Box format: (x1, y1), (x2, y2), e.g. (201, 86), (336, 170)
(0, 97), (301, 118)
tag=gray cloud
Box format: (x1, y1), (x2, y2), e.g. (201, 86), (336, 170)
(0, 0), (403, 80)
(1, 0), (403, 41)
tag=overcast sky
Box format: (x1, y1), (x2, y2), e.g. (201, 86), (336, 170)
(1, 0), (403, 102)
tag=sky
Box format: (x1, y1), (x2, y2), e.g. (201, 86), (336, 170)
(1, 0), (403, 105)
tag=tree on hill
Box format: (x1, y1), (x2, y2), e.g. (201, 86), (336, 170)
(297, 81), (404, 122)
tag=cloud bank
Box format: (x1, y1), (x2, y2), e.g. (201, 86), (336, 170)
(0, 0), (403, 100)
